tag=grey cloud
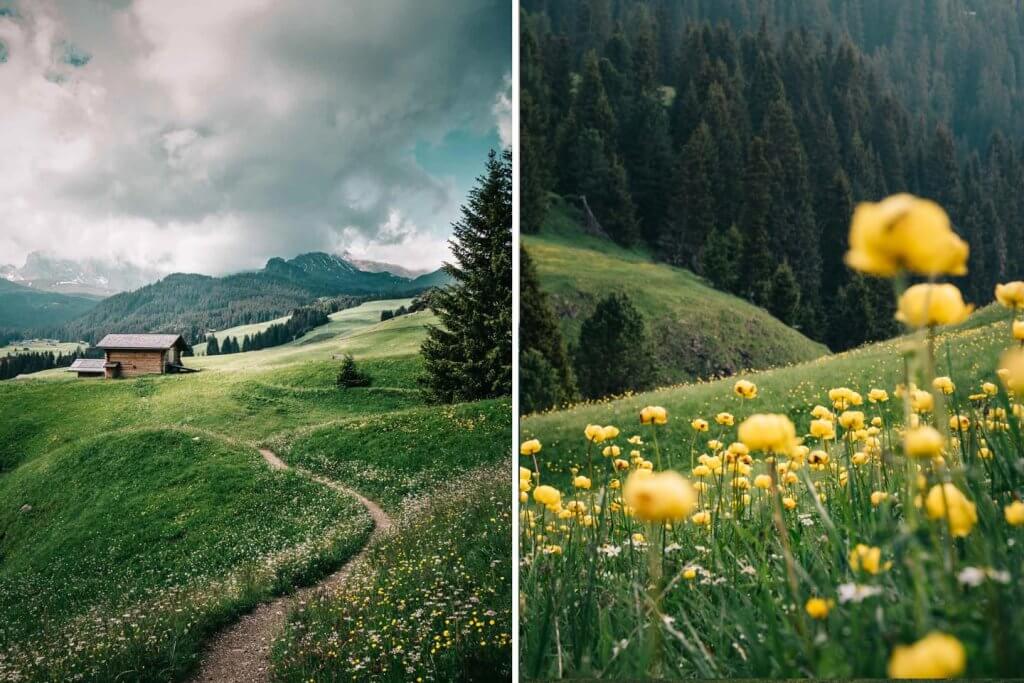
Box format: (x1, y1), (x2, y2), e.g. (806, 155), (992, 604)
(0, 0), (510, 274)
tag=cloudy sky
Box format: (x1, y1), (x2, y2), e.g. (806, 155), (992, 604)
(0, 0), (511, 276)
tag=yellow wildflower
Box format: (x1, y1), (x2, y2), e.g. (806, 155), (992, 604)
(845, 193), (968, 277)
(896, 283), (973, 328)
(887, 632), (966, 679)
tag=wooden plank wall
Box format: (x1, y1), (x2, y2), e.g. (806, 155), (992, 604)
(105, 350), (166, 377)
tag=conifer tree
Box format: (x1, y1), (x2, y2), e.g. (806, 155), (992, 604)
(520, 247), (577, 411)
(739, 137), (775, 306)
(206, 336), (220, 356)
(573, 292), (654, 399)
(420, 150), (512, 403)
(699, 224), (743, 295)
(768, 261), (800, 326)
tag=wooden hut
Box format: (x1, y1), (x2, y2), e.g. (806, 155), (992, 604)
(95, 334), (191, 378)
(67, 358), (105, 378)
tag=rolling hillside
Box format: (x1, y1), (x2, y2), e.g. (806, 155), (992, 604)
(0, 279), (99, 336)
(521, 303), (1014, 465)
(525, 197), (828, 387)
(55, 252), (451, 344)
(0, 300), (510, 681)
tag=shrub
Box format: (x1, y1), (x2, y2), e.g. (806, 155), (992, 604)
(335, 354), (371, 388)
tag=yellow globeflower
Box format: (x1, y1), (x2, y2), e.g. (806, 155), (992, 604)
(846, 193), (968, 277)
(622, 470), (697, 522)
(682, 567), (697, 580)
(715, 412), (735, 426)
(602, 425), (621, 440)
(810, 419), (836, 440)
(602, 445), (621, 457)
(871, 491), (889, 507)
(932, 376), (955, 395)
(1004, 500), (1024, 526)
(848, 544), (882, 574)
(811, 404), (834, 420)
(925, 483), (978, 537)
(995, 281), (1024, 309)
(782, 496), (797, 510)
(910, 389), (935, 413)
(1013, 320), (1024, 341)
(690, 509), (712, 526)
(949, 415), (971, 431)
(805, 597), (832, 620)
(808, 450), (829, 466)
(734, 379), (758, 399)
(868, 388), (889, 403)
(1000, 348), (1024, 391)
(982, 382), (998, 397)
(691, 418), (709, 432)
(753, 474), (773, 490)
(738, 414), (797, 455)
(519, 466), (533, 481)
(639, 406), (668, 425)
(838, 410), (865, 430)
(573, 476), (592, 490)
(533, 485), (561, 507)
(520, 439), (542, 456)
(585, 424), (606, 443)
(904, 425), (944, 458)
(896, 283), (973, 328)
(887, 631), (966, 679)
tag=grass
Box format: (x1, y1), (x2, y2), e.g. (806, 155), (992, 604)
(0, 299), (511, 681)
(525, 196), (828, 386)
(0, 429), (372, 681)
(193, 314), (291, 355)
(519, 299), (1024, 678)
(0, 340), (84, 359)
(271, 461), (512, 682)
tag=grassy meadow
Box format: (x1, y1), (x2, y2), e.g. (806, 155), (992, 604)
(520, 293), (1024, 678)
(0, 299), (512, 681)
(524, 197), (828, 385)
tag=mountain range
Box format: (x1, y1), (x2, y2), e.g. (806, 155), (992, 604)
(0, 252), (161, 297)
(47, 252), (451, 344)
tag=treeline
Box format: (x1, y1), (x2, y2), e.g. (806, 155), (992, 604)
(521, 2), (1024, 351)
(205, 299), (345, 356)
(0, 349), (83, 381)
(380, 292), (433, 322)
(523, 0), (1024, 148)
(53, 273), (364, 345)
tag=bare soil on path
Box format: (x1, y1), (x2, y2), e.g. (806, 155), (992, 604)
(189, 448), (391, 682)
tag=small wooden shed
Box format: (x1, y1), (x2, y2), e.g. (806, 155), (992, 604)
(96, 334), (190, 378)
(67, 358), (105, 378)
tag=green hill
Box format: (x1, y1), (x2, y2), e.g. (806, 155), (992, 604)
(525, 197), (828, 386)
(0, 279), (98, 333)
(55, 252), (450, 344)
(0, 300), (510, 681)
(521, 303), (1014, 465)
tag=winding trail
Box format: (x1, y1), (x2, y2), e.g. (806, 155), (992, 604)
(190, 448), (391, 683)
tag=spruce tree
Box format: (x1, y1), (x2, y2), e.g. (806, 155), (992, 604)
(206, 336), (220, 356)
(767, 262), (800, 326)
(700, 225), (744, 294)
(739, 137), (775, 306)
(420, 149), (512, 403)
(573, 292), (654, 399)
(520, 247), (577, 410)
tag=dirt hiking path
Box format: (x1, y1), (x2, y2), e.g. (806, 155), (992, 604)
(189, 448), (391, 682)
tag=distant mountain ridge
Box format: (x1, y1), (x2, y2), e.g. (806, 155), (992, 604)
(0, 279), (98, 343)
(342, 252), (432, 279)
(51, 251), (452, 343)
(0, 252), (160, 297)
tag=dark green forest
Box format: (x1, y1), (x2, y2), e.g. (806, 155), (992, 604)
(48, 254), (449, 345)
(521, 0), (1024, 352)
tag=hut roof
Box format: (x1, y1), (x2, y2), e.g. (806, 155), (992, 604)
(97, 334), (184, 351)
(68, 358), (106, 372)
